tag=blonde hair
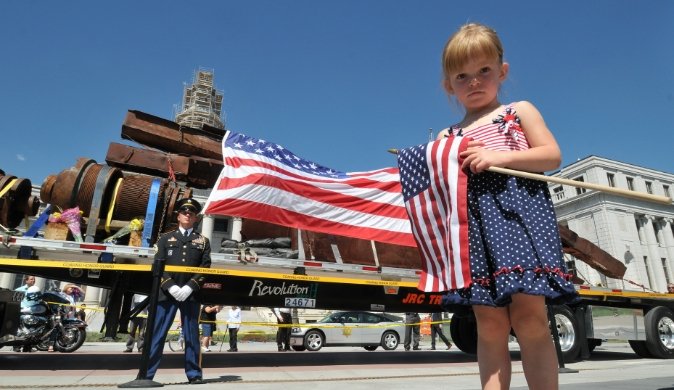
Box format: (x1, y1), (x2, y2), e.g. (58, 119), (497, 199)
(441, 23), (504, 80)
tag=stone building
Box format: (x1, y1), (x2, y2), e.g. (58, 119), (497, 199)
(550, 156), (674, 292)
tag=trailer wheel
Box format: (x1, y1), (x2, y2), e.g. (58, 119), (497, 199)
(644, 306), (674, 359)
(550, 305), (580, 363)
(628, 340), (654, 358)
(449, 313), (477, 355)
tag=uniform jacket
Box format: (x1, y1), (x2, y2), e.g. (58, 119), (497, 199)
(156, 229), (211, 302)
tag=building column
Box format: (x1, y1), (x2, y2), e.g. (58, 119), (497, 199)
(661, 218), (674, 283)
(642, 216), (667, 292)
(200, 214), (215, 241)
(34, 277), (47, 292)
(83, 286), (105, 306)
(230, 217), (242, 242)
(0, 272), (17, 289)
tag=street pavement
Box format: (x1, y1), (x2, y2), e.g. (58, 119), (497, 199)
(2, 340), (673, 389)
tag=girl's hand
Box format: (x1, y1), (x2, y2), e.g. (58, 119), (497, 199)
(460, 141), (507, 173)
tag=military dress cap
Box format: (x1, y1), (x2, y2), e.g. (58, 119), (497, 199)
(175, 197), (202, 214)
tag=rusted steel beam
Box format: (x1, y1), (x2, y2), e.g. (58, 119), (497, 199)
(558, 225), (626, 279)
(105, 143), (222, 188)
(121, 110), (225, 160)
(240, 219), (626, 281)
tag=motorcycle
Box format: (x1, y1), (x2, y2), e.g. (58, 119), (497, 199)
(0, 289), (87, 353)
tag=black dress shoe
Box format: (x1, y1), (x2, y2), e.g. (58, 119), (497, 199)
(430, 346), (436, 350)
(188, 377), (205, 385)
(123, 348), (133, 353)
(413, 347), (421, 350)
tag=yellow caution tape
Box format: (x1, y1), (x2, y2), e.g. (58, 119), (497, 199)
(0, 257), (417, 288)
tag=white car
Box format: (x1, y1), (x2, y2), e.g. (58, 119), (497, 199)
(290, 311), (405, 351)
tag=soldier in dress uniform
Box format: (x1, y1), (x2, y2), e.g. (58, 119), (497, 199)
(146, 197), (211, 385)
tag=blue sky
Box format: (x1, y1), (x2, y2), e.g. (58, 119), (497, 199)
(1, 1), (673, 187)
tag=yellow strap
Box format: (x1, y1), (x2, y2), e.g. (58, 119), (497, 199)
(105, 178), (123, 233)
(0, 178), (18, 198)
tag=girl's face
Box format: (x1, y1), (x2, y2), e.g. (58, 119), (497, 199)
(444, 55), (508, 111)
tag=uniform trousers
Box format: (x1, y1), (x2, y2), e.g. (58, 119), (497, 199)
(146, 299), (202, 380)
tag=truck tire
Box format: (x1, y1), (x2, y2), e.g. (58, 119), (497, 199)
(644, 306), (674, 359)
(449, 313), (477, 355)
(550, 305), (580, 363)
(628, 340), (654, 358)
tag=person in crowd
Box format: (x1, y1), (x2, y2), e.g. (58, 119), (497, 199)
(124, 294), (147, 353)
(14, 281), (40, 352)
(404, 312), (421, 351)
(62, 283), (83, 319)
(145, 198), (211, 385)
(668, 283), (674, 294)
(14, 275), (37, 352)
(227, 305), (241, 352)
(15, 275), (36, 309)
(200, 303), (221, 352)
(436, 23), (578, 389)
(273, 307), (292, 351)
(77, 303), (87, 322)
(430, 312), (452, 350)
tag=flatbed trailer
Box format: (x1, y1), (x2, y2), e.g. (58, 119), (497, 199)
(0, 235), (444, 314)
(1, 234), (673, 361)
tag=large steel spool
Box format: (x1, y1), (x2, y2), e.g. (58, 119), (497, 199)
(0, 172), (40, 229)
(40, 158), (192, 243)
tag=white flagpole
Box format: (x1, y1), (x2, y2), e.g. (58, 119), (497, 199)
(388, 148), (671, 206)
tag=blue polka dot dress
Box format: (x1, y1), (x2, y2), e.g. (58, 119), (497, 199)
(441, 104), (578, 308)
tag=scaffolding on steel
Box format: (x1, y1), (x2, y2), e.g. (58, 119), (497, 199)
(174, 67), (226, 130)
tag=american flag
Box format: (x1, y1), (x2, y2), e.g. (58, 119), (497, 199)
(397, 135), (472, 291)
(204, 131), (416, 247)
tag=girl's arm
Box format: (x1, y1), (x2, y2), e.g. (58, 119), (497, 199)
(460, 101), (561, 173)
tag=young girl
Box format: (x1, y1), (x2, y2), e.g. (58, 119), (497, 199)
(437, 23), (578, 390)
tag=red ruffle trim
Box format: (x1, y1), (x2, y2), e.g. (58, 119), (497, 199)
(472, 265), (574, 287)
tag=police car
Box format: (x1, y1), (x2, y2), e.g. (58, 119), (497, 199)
(290, 311), (405, 351)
